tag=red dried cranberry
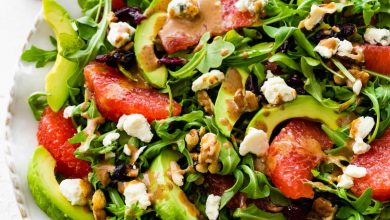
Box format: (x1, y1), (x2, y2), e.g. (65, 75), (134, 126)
(115, 7), (146, 25)
(245, 74), (261, 95)
(158, 57), (187, 67)
(282, 200), (312, 220)
(286, 74), (305, 95)
(265, 62), (283, 75)
(111, 164), (132, 182)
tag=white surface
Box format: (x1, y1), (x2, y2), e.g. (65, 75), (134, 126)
(0, 1), (41, 219)
(0, 0), (82, 219)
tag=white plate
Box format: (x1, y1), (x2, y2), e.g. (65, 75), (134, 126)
(5, 1), (83, 219)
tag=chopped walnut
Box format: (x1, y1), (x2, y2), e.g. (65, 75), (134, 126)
(199, 127), (207, 137)
(92, 190), (107, 220)
(299, 3), (337, 31)
(185, 129), (200, 151)
(195, 163), (209, 173)
(95, 164), (115, 187)
(199, 133), (220, 164)
(307, 197), (336, 220)
(197, 91), (215, 115)
(169, 161), (186, 186)
(333, 67), (370, 87)
(233, 89), (259, 113)
(208, 161), (221, 174)
(107, 12), (118, 23)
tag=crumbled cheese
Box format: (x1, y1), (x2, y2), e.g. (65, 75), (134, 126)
(192, 70), (225, 92)
(298, 3), (337, 31)
(205, 194), (221, 220)
(234, 0), (267, 14)
(123, 181), (151, 210)
(59, 179), (91, 206)
(239, 128), (269, 157)
(167, 0), (199, 19)
(107, 22), (135, 48)
(102, 132), (120, 146)
(170, 161), (184, 186)
(123, 144), (131, 156)
(344, 165), (367, 178)
(352, 79), (362, 95)
(337, 40), (353, 54)
(349, 116), (375, 140)
(63, 105), (76, 119)
(260, 76), (297, 105)
(314, 37), (340, 59)
(352, 137), (371, 155)
(117, 114), (153, 143)
(364, 28), (390, 46)
(337, 174), (354, 189)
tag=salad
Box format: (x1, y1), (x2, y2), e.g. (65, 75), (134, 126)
(22, 0), (390, 219)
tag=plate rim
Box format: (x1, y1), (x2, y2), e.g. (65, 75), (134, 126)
(4, 10), (44, 220)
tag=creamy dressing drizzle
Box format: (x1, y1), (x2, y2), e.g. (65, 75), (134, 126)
(159, 0), (224, 44)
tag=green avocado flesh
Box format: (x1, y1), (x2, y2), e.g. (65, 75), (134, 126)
(134, 12), (168, 88)
(248, 95), (351, 138)
(146, 150), (199, 220)
(27, 146), (94, 220)
(43, 0), (78, 112)
(215, 67), (249, 137)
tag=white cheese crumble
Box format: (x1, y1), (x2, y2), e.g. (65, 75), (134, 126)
(314, 37), (340, 59)
(59, 179), (91, 206)
(123, 181), (151, 210)
(63, 105), (76, 119)
(167, 0), (199, 19)
(352, 79), (362, 95)
(266, 70), (274, 79)
(102, 132), (120, 146)
(364, 27), (390, 46)
(260, 76), (297, 105)
(107, 22), (135, 48)
(337, 40), (353, 55)
(298, 3), (337, 31)
(352, 137), (371, 155)
(117, 114), (153, 143)
(344, 165), (367, 178)
(349, 116), (375, 140)
(337, 174), (354, 189)
(192, 70), (225, 92)
(239, 127), (269, 157)
(205, 194), (221, 220)
(234, 0), (267, 14)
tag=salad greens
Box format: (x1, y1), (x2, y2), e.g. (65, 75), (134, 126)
(24, 0), (390, 219)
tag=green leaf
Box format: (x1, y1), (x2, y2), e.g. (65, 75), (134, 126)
(218, 136), (240, 175)
(321, 124), (349, 148)
(196, 36), (235, 73)
(269, 53), (300, 71)
(21, 46), (57, 68)
(240, 165), (270, 199)
(336, 206), (365, 220)
(27, 92), (48, 120)
(220, 169), (244, 209)
(263, 26), (296, 52)
(233, 204), (286, 220)
(362, 84), (380, 143)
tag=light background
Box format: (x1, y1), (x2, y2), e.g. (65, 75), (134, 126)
(0, 0), (42, 219)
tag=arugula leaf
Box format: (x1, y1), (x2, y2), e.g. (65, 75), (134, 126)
(233, 204), (286, 220)
(350, 0), (381, 25)
(362, 85), (380, 143)
(21, 46), (57, 68)
(218, 135), (240, 175)
(78, 0), (100, 13)
(268, 53), (300, 71)
(240, 165), (270, 199)
(220, 169), (244, 209)
(27, 92), (48, 120)
(336, 206), (365, 220)
(196, 37), (235, 73)
(263, 26), (296, 52)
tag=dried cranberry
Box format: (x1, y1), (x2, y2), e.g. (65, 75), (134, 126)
(334, 23), (355, 40)
(111, 164), (132, 182)
(265, 62), (283, 75)
(95, 54), (117, 67)
(115, 7), (146, 25)
(282, 204), (309, 220)
(286, 74), (305, 95)
(245, 74), (261, 95)
(204, 174), (247, 209)
(158, 57), (187, 67)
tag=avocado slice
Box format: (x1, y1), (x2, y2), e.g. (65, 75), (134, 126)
(247, 95), (351, 138)
(146, 150), (199, 220)
(134, 12), (168, 88)
(28, 146), (94, 220)
(43, 0), (79, 112)
(215, 67), (249, 137)
(144, 0), (171, 17)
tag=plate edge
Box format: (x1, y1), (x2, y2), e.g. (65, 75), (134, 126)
(4, 9), (44, 220)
